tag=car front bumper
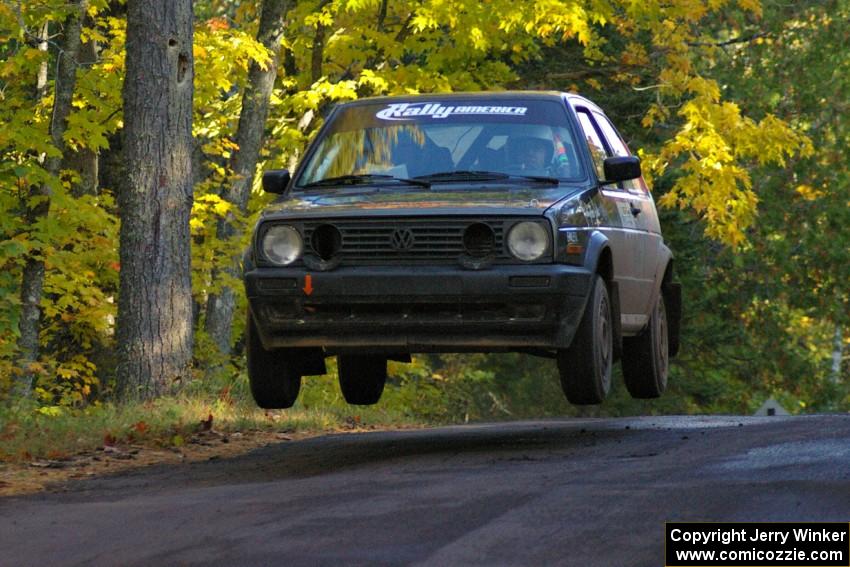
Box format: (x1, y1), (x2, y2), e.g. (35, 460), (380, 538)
(244, 264), (593, 352)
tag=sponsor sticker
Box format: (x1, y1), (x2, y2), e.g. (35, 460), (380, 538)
(375, 102), (528, 121)
(616, 200), (638, 229)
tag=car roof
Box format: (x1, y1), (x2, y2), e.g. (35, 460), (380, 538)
(339, 91), (564, 107)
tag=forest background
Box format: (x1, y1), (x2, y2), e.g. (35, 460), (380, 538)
(0, 0), (847, 457)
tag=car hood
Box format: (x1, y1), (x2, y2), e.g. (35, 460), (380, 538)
(261, 186), (576, 219)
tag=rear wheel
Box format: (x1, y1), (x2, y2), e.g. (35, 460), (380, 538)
(558, 275), (613, 405)
(622, 291), (669, 399)
(246, 315), (302, 409)
(338, 355), (387, 405)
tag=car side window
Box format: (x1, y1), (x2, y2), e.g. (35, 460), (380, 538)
(576, 110), (608, 180)
(593, 112), (644, 194)
(593, 113), (629, 157)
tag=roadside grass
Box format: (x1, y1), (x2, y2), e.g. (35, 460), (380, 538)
(0, 355), (693, 464)
(0, 374), (429, 463)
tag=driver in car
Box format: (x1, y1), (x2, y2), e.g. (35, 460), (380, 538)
(506, 136), (554, 174)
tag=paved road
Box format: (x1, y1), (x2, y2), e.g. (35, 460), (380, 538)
(2, 415), (850, 566)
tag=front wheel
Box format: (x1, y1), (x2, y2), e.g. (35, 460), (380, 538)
(558, 275), (613, 405)
(622, 291), (669, 399)
(246, 314), (302, 409)
(338, 355), (387, 405)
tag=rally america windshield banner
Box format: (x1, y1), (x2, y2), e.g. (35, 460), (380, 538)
(325, 99), (570, 132)
(376, 102), (528, 121)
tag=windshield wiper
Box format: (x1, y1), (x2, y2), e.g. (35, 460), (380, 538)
(415, 170), (508, 182)
(414, 170), (560, 185)
(507, 173), (560, 185)
(301, 174), (430, 189)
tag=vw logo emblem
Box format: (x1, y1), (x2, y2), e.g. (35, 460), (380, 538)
(390, 228), (415, 250)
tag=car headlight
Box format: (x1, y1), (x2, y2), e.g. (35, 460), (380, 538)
(261, 225), (302, 265)
(507, 221), (548, 261)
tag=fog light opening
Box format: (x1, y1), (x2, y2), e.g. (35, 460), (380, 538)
(463, 222), (496, 257)
(311, 224), (342, 261)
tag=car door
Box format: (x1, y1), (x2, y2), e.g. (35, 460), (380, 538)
(592, 111), (661, 320)
(574, 107), (644, 322)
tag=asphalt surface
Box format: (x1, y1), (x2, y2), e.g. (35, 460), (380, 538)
(2, 415), (850, 566)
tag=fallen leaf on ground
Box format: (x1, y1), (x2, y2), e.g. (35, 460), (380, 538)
(29, 460), (69, 469)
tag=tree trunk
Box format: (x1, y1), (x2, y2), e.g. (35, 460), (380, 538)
(830, 323), (844, 383)
(35, 22), (49, 101)
(311, 21), (325, 84)
(15, 3), (87, 397)
(116, 0), (194, 400)
(68, 24), (100, 197)
(204, 0), (289, 354)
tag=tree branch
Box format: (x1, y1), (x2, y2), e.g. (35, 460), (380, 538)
(687, 31), (769, 48)
(377, 0), (388, 32)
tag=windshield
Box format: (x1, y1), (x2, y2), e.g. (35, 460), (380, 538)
(296, 99), (584, 188)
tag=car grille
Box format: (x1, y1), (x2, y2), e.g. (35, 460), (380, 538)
(299, 217), (547, 265)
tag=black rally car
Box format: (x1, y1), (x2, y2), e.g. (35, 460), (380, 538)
(243, 92), (681, 408)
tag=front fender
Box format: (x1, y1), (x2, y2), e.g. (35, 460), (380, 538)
(580, 230), (622, 359)
(582, 230), (612, 278)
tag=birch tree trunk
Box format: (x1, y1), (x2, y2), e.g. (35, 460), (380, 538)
(204, 0), (289, 354)
(15, 3), (87, 397)
(116, 0), (194, 400)
(830, 323), (844, 383)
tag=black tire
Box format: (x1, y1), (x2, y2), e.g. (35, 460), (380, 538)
(338, 355), (387, 405)
(246, 315), (302, 409)
(558, 275), (613, 405)
(622, 291), (669, 399)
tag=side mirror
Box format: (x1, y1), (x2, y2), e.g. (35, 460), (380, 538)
(262, 169), (290, 194)
(601, 156), (641, 185)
